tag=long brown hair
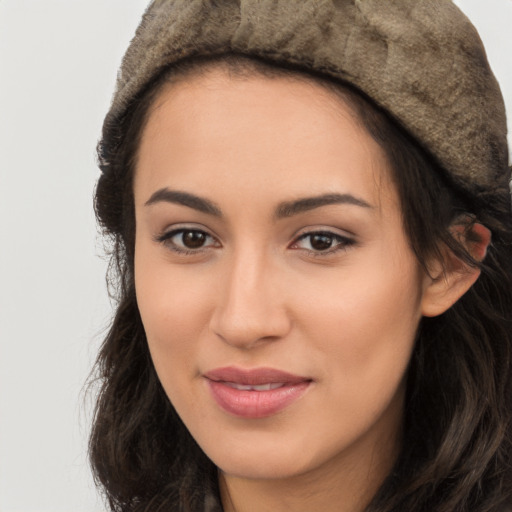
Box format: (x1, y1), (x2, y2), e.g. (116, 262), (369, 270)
(90, 55), (512, 512)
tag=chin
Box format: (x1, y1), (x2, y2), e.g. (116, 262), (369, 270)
(216, 455), (312, 481)
(200, 431), (330, 481)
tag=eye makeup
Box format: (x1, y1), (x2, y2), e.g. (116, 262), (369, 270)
(154, 224), (357, 259)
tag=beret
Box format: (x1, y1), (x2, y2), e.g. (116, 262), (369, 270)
(105, 0), (511, 204)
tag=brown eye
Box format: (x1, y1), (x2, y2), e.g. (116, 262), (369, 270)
(309, 234), (335, 251)
(157, 228), (218, 253)
(292, 231), (355, 254)
(181, 230), (207, 248)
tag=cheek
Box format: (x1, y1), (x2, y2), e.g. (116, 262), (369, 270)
(134, 245), (213, 379)
(293, 250), (423, 405)
(134, 259), (215, 426)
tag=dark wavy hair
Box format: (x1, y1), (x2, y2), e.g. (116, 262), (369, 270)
(90, 54), (512, 512)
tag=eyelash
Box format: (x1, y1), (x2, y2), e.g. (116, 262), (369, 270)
(155, 228), (219, 255)
(155, 228), (355, 257)
(291, 231), (356, 256)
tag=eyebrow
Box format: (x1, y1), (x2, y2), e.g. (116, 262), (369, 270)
(144, 188), (222, 216)
(274, 193), (372, 218)
(144, 188), (372, 218)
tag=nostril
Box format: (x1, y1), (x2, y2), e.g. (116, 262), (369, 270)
(209, 307), (291, 349)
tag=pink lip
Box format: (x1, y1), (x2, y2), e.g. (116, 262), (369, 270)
(204, 366), (312, 419)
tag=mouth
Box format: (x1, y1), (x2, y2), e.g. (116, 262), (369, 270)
(223, 382), (286, 391)
(203, 366), (312, 419)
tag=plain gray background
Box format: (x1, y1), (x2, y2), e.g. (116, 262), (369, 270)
(0, 1), (511, 511)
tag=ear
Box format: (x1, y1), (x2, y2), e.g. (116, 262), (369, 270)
(421, 222), (491, 318)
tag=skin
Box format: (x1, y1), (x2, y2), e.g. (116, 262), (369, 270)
(133, 69), (482, 512)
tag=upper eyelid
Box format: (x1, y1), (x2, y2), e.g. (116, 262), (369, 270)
(291, 231), (353, 246)
(164, 228), (216, 239)
(291, 225), (356, 240)
(154, 225), (355, 248)
(156, 228), (220, 254)
(157, 223), (217, 239)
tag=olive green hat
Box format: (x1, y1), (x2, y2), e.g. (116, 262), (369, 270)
(105, 0), (511, 205)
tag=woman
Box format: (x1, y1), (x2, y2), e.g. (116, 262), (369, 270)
(90, 1), (512, 511)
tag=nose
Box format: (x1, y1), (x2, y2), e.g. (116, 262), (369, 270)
(209, 250), (292, 350)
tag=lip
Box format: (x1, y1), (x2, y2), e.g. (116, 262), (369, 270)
(204, 366), (312, 419)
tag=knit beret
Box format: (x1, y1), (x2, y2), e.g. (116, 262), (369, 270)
(104, 0), (510, 204)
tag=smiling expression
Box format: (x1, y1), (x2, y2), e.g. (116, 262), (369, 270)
(133, 69), (430, 485)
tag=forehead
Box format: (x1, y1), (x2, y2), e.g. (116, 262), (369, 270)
(134, 68), (395, 210)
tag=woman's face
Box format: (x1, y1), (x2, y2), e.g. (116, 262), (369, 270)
(133, 69), (429, 483)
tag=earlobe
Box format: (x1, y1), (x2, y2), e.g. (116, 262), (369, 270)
(421, 222), (491, 318)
